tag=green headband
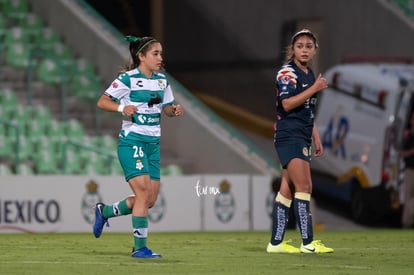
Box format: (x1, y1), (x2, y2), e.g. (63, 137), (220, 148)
(125, 35), (140, 43)
(125, 35), (157, 56)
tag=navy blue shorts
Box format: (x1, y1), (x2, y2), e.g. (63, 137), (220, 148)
(275, 143), (312, 169)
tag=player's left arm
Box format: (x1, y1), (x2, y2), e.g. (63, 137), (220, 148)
(312, 124), (323, 157)
(162, 84), (183, 117)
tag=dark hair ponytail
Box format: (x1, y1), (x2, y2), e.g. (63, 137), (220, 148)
(119, 36), (158, 73)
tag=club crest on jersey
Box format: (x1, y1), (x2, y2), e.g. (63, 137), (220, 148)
(158, 79), (166, 89)
(280, 75), (291, 85)
(112, 82), (118, 88)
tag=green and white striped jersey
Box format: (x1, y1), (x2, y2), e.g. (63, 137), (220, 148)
(104, 68), (175, 142)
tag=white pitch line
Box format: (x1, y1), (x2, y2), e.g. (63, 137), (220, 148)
(291, 264), (371, 270)
(1, 261), (169, 266)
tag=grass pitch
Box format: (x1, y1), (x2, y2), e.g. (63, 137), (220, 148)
(0, 230), (413, 274)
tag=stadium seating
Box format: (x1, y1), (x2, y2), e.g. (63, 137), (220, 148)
(0, 2), (184, 176)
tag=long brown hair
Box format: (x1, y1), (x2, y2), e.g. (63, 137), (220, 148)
(283, 29), (318, 63)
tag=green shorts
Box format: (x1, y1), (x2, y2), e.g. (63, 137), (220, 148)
(118, 135), (160, 182)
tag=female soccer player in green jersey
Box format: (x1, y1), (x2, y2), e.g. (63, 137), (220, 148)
(94, 35), (183, 258)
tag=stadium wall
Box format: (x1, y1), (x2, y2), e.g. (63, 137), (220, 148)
(163, 0), (414, 73)
(0, 175), (274, 233)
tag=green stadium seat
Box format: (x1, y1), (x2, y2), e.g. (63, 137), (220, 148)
(3, 0), (29, 22)
(16, 135), (33, 161)
(4, 26), (30, 46)
(0, 100), (17, 122)
(0, 135), (13, 158)
(63, 150), (82, 174)
(77, 146), (89, 162)
(53, 136), (68, 161)
(27, 119), (47, 139)
(90, 136), (102, 147)
(0, 107), (10, 122)
(0, 15), (6, 44)
(16, 163), (34, 175)
(110, 158), (123, 175)
(45, 118), (65, 138)
(11, 104), (32, 136)
(32, 104), (52, 121)
(0, 88), (18, 106)
(161, 164), (184, 176)
(35, 149), (58, 174)
(64, 119), (84, 138)
(85, 151), (110, 175)
(36, 58), (64, 84)
(0, 164), (13, 175)
(101, 134), (117, 149)
(391, 0), (414, 15)
(32, 134), (54, 153)
(29, 134), (42, 154)
(51, 42), (74, 67)
(90, 134), (117, 151)
(20, 13), (44, 38)
(75, 58), (96, 77)
(71, 74), (101, 101)
(35, 27), (60, 52)
(9, 118), (27, 139)
(5, 42), (31, 69)
(0, 123), (6, 137)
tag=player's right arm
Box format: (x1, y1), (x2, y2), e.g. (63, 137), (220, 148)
(97, 94), (137, 116)
(97, 74), (137, 116)
(280, 74), (327, 112)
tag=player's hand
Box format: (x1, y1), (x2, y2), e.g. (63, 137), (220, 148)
(313, 74), (328, 92)
(172, 104), (183, 116)
(123, 105), (138, 116)
(313, 140), (323, 157)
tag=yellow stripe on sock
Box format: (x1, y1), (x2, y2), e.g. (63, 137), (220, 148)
(294, 192), (311, 201)
(276, 192), (292, 207)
